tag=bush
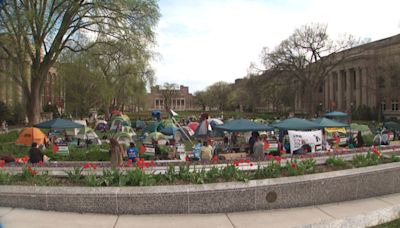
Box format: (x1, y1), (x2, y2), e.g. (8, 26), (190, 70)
(326, 156), (347, 168)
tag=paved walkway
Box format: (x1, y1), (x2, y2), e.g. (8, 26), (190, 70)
(2, 193), (400, 228)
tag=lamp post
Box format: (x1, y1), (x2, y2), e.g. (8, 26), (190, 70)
(349, 102), (354, 145)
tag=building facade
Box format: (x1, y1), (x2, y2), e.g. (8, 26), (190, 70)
(294, 33), (400, 118)
(147, 85), (196, 111)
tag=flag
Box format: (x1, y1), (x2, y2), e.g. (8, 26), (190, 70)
(52, 144), (59, 153)
(169, 109), (179, 118)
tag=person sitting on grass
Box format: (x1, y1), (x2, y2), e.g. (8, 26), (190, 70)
(29, 142), (43, 164)
(200, 141), (213, 161)
(127, 142), (138, 163)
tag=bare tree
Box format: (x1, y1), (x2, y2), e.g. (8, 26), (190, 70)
(263, 23), (359, 115)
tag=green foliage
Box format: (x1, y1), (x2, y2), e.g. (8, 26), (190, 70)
(205, 166), (221, 183)
(85, 173), (100, 187)
(326, 156), (347, 168)
(286, 160), (305, 176)
(300, 158), (317, 174)
(0, 169), (14, 185)
(390, 154), (400, 162)
(363, 135), (374, 147)
(125, 168), (156, 186)
(0, 130), (19, 143)
(99, 169), (125, 186)
(221, 165), (239, 181)
(30, 171), (54, 186)
(178, 164), (191, 181)
(64, 167), (83, 183)
(164, 164), (177, 183)
(0, 101), (12, 122)
(352, 151), (381, 168)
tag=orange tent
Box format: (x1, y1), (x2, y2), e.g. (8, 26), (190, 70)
(15, 127), (48, 146)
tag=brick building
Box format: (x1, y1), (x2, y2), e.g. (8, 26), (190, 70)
(147, 85), (196, 111)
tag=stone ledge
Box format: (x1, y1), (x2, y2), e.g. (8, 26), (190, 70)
(1, 162), (400, 214)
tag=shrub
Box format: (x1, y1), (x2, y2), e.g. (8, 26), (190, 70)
(299, 158), (316, 174)
(64, 167), (83, 183)
(390, 154), (400, 162)
(286, 160), (305, 176)
(326, 156), (347, 168)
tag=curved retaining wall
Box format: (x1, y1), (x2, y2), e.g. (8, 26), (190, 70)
(1, 162), (400, 214)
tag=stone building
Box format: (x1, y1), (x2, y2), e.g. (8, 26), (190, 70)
(147, 85), (196, 111)
(294, 33), (400, 119)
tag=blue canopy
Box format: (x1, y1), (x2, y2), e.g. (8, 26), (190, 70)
(312, 118), (349, 128)
(324, 111), (348, 118)
(34, 118), (84, 129)
(271, 118), (321, 130)
(213, 119), (273, 132)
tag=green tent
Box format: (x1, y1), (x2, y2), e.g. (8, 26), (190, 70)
(34, 118), (84, 129)
(271, 118), (321, 130)
(312, 118), (349, 128)
(384, 121), (400, 131)
(324, 111), (348, 118)
(214, 119), (273, 132)
(144, 121), (160, 133)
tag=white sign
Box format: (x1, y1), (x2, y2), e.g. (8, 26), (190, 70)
(288, 130), (323, 154)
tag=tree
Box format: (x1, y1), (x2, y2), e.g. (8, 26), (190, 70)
(159, 83), (179, 110)
(207, 81), (231, 111)
(194, 91), (210, 111)
(0, 0), (160, 124)
(263, 23), (358, 114)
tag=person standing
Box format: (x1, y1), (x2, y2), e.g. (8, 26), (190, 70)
(29, 143), (43, 164)
(110, 138), (123, 168)
(253, 136), (264, 161)
(356, 131), (364, 148)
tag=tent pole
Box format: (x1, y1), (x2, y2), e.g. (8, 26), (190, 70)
(172, 117), (193, 145)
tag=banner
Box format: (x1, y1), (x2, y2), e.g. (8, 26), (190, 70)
(325, 127), (347, 134)
(288, 130), (323, 154)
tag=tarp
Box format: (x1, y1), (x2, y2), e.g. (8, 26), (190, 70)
(194, 120), (211, 138)
(15, 127), (48, 146)
(384, 121), (400, 131)
(144, 132), (167, 143)
(324, 111), (348, 118)
(350, 123), (372, 135)
(271, 118), (321, 130)
(288, 130), (323, 153)
(312, 118), (349, 128)
(144, 121), (159, 133)
(214, 119), (273, 132)
(187, 122), (199, 131)
(34, 118), (84, 129)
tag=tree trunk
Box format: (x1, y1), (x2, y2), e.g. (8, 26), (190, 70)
(26, 80), (42, 125)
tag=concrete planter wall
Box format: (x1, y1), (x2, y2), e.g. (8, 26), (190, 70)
(1, 162), (400, 214)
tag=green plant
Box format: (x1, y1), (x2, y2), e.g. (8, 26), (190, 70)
(300, 158), (316, 174)
(286, 160), (305, 176)
(99, 169), (124, 186)
(352, 151), (381, 168)
(30, 170), (53, 186)
(326, 156), (347, 168)
(85, 173), (100, 187)
(164, 164), (177, 183)
(390, 154), (400, 162)
(178, 164), (191, 181)
(205, 166), (221, 183)
(64, 167), (83, 183)
(221, 164), (238, 181)
(191, 169), (206, 184)
(125, 168), (156, 186)
(0, 169), (14, 185)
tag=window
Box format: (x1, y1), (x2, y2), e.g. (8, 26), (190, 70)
(381, 100), (386, 111)
(181, 99), (185, 106)
(177, 100), (181, 106)
(392, 100), (398, 111)
(155, 99), (159, 106)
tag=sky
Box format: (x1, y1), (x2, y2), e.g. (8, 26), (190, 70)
(151, 0), (400, 94)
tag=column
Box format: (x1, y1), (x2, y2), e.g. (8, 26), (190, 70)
(346, 69), (352, 112)
(337, 70), (343, 110)
(329, 72), (334, 110)
(324, 77), (329, 110)
(361, 67), (368, 106)
(355, 67), (361, 108)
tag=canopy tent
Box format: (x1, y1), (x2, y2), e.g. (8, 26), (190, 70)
(34, 118), (84, 129)
(15, 127), (48, 146)
(214, 119), (273, 132)
(384, 121), (400, 131)
(324, 111), (348, 118)
(312, 117), (349, 128)
(271, 118), (322, 130)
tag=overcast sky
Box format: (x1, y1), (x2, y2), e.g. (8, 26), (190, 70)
(151, 0), (400, 94)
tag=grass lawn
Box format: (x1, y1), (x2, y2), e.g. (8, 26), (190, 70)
(371, 218), (400, 228)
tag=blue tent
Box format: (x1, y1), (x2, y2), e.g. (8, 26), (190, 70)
(214, 119), (273, 132)
(271, 118), (321, 130)
(34, 118), (84, 129)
